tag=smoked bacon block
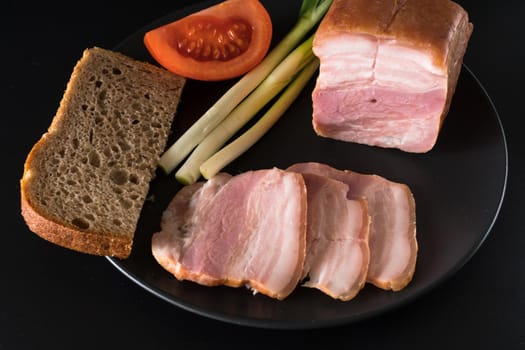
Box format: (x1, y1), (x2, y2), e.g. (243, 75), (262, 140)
(311, 0), (473, 152)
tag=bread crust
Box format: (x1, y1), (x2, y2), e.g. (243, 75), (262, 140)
(21, 186), (132, 258)
(20, 125), (132, 258)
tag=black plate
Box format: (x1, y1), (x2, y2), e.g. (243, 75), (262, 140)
(106, 0), (508, 329)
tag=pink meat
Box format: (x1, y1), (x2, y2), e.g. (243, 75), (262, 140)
(311, 0), (473, 153)
(300, 173), (370, 301)
(287, 162), (417, 291)
(151, 168), (307, 300)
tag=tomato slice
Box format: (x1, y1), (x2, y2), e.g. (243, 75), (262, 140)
(144, 0), (273, 81)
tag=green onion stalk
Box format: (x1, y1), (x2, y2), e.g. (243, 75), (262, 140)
(175, 34), (317, 185)
(200, 57), (319, 180)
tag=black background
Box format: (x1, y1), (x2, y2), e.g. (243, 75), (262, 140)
(4, 0), (524, 348)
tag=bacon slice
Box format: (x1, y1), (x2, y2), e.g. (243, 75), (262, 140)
(287, 162), (417, 291)
(151, 168), (307, 300)
(300, 173), (370, 301)
(311, 0), (473, 153)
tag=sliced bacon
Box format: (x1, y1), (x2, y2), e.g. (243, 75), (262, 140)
(287, 162), (417, 291)
(151, 168), (307, 300)
(300, 173), (370, 301)
(311, 0), (473, 153)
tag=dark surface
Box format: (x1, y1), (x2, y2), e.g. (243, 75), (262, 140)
(4, 0), (524, 348)
(107, 1), (507, 329)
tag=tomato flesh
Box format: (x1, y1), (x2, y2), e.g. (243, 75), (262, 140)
(143, 0), (273, 81)
(173, 16), (252, 62)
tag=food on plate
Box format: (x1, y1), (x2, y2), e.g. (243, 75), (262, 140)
(153, 162), (416, 300)
(287, 162), (417, 291)
(143, 0), (273, 81)
(151, 168), (307, 300)
(20, 47), (186, 259)
(175, 36), (319, 185)
(311, 0), (473, 153)
(157, 0), (333, 179)
(300, 173), (370, 301)
(198, 56), (320, 182)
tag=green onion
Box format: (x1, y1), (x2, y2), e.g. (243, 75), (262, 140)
(157, 0), (333, 175)
(175, 34), (316, 185)
(200, 57), (319, 180)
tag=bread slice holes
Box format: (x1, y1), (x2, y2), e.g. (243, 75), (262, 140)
(113, 219), (122, 226)
(119, 198), (133, 209)
(109, 169), (128, 185)
(117, 140), (131, 151)
(103, 147), (112, 157)
(82, 195), (93, 204)
(112, 67), (122, 75)
(128, 174), (139, 184)
(97, 90), (107, 108)
(112, 187), (123, 194)
(72, 218), (90, 230)
(72, 138), (79, 149)
(84, 214), (95, 221)
(88, 150), (101, 167)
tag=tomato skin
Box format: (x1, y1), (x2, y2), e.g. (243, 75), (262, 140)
(144, 0), (272, 81)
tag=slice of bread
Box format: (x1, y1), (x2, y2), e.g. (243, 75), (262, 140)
(20, 46), (186, 259)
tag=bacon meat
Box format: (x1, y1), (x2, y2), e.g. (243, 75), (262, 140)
(151, 168), (307, 300)
(299, 173), (370, 301)
(287, 162), (417, 291)
(311, 0), (473, 152)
